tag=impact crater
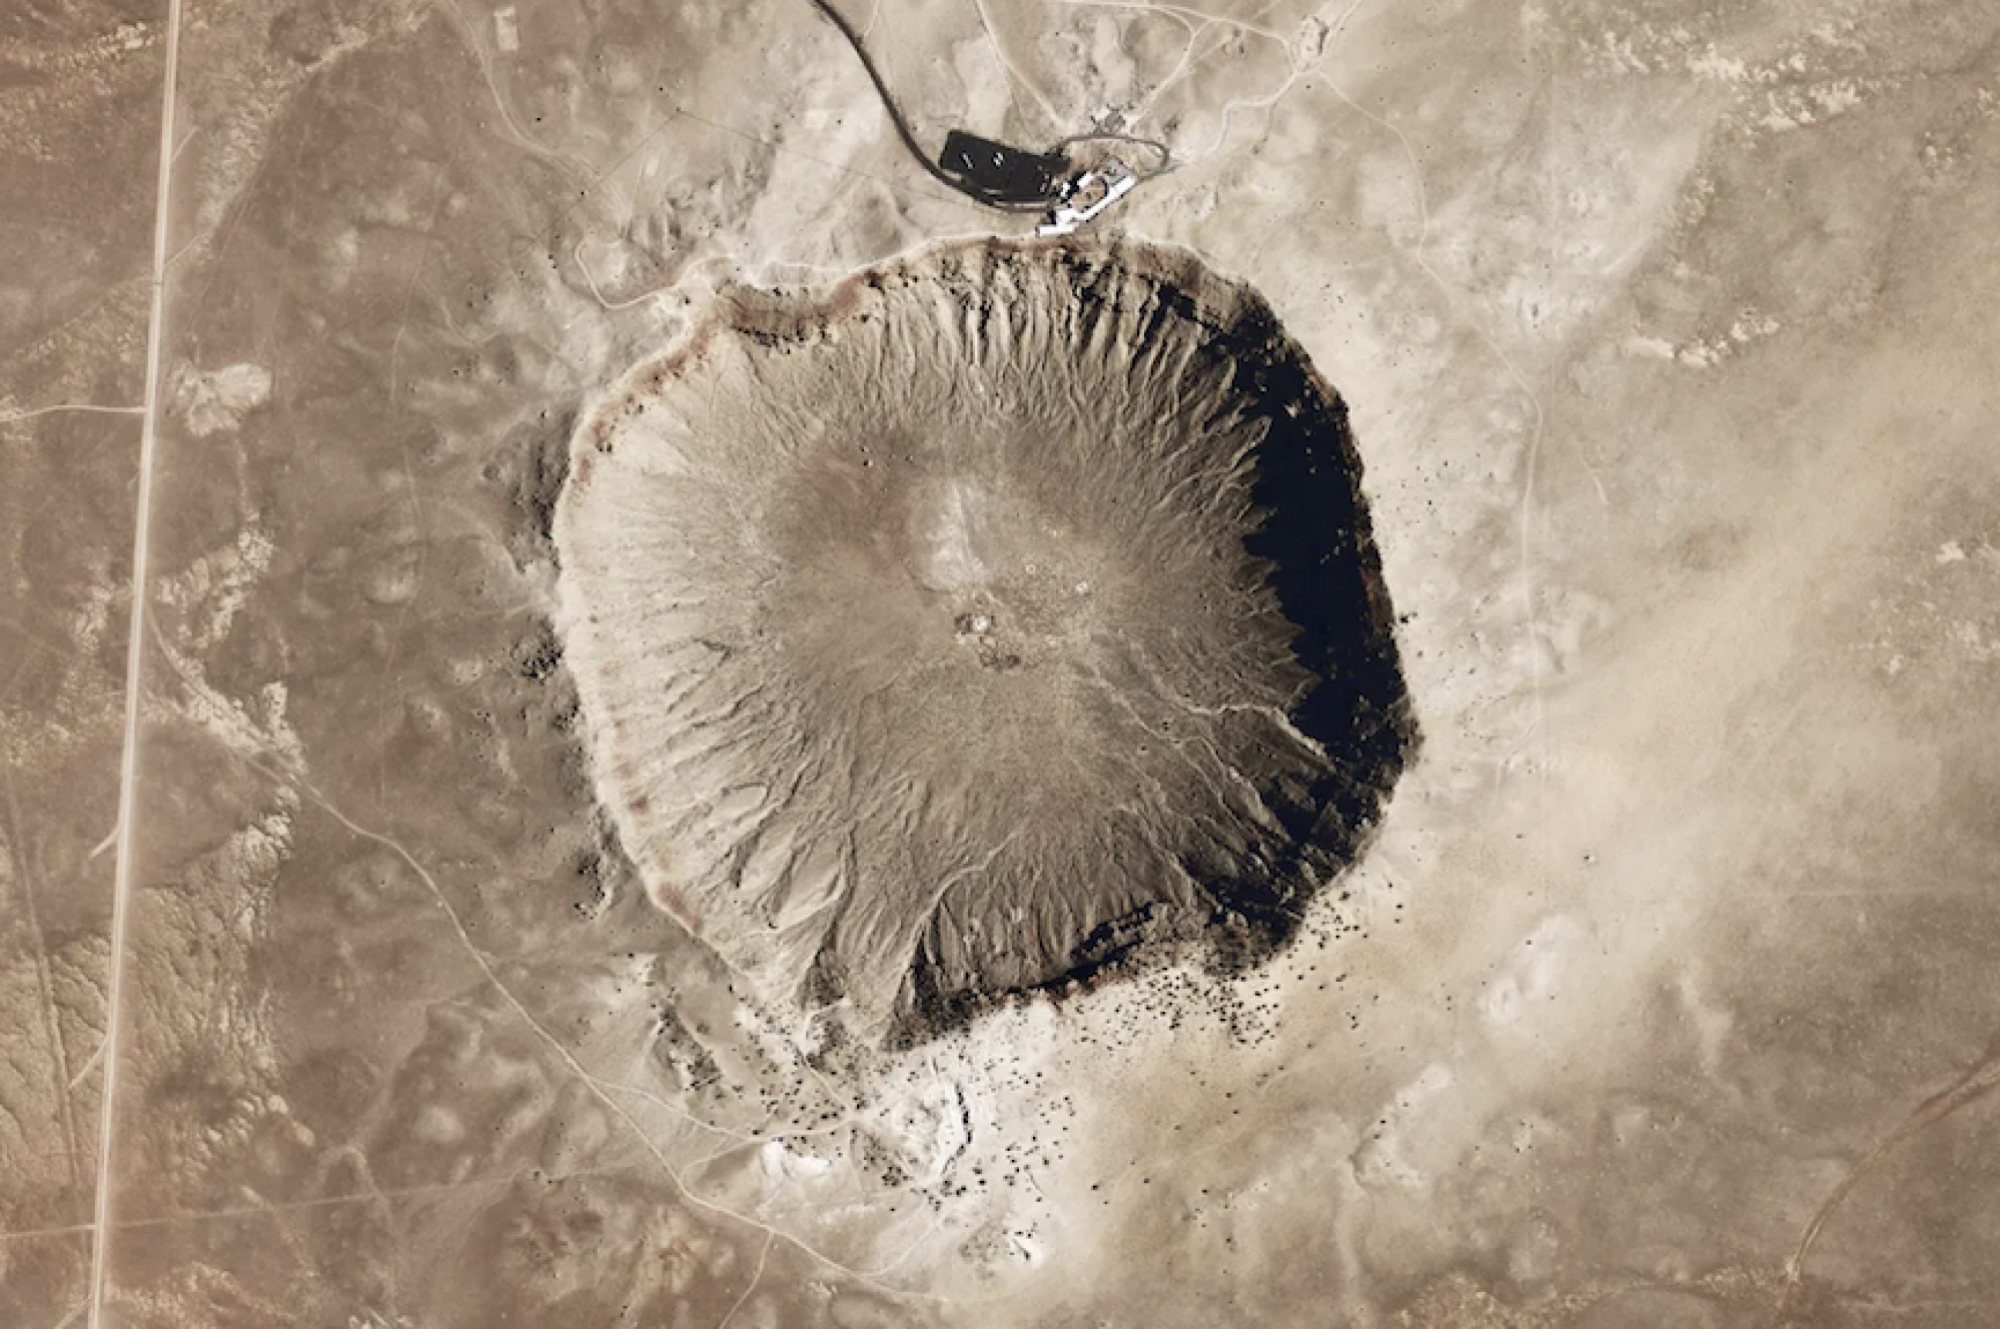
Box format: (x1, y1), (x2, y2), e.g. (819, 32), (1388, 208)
(554, 237), (1415, 1045)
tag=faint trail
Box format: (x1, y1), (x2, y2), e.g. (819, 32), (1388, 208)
(177, 71), (326, 335)
(1780, 1039), (2000, 1318)
(0, 1219), (95, 1244)
(573, 238), (683, 311)
(437, 0), (596, 186)
(1046, 0), (1291, 46)
(805, 0), (1053, 212)
(1132, 14), (1210, 127)
(0, 620), (75, 673)
(294, 785), (742, 1144)
(87, 0), (183, 1319)
(715, 1231), (774, 1329)
(1, 772), (84, 1192)
(966, 0), (1064, 126)
(372, 158), (454, 808)
(220, 736), (1000, 1301)
(0, 1170), (608, 1244)
(66, 1038), (106, 1093)
(1122, 0), (1364, 174)
(0, 278), (148, 379)
(1128, 0), (1298, 132)
(1177, 61), (1307, 163)
(1317, 24), (1550, 773)
(283, 780), (947, 1295)
(673, 103), (985, 215)
(0, 654), (30, 707)
(131, 556), (775, 1052)
(0, 403), (144, 426)
(188, 724), (1008, 1304)
(572, 240), (773, 313)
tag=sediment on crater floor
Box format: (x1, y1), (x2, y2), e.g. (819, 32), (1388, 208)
(553, 236), (1416, 1046)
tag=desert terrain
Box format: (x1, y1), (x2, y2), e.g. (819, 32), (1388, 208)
(4, 0), (2000, 1326)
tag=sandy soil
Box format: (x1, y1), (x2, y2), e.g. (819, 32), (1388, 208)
(4, 0), (2000, 1325)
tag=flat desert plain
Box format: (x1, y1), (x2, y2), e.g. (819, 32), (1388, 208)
(3, 1), (2000, 1326)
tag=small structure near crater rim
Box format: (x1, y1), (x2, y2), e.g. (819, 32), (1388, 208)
(553, 236), (1416, 1047)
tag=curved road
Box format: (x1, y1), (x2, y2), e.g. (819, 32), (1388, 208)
(807, 0), (1055, 212)
(807, 0), (1180, 212)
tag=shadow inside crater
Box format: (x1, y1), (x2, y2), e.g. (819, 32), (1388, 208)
(891, 262), (1418, 1047)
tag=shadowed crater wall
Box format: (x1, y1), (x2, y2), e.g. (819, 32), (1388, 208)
(554, 237), (1416, 1045)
